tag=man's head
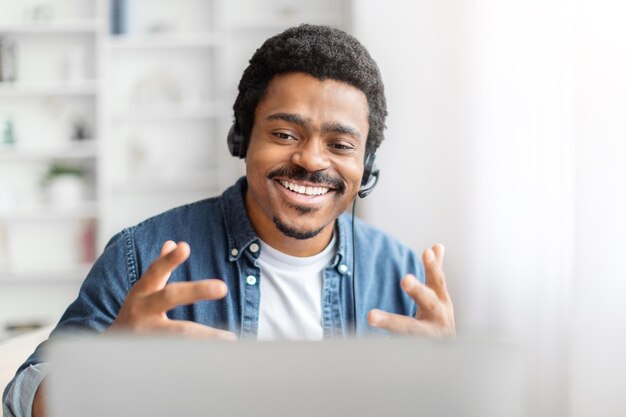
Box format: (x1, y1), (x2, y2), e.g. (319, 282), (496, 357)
(234, 25), (387, 252)
(233, 24), (387, 156)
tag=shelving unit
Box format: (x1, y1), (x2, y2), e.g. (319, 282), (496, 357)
(0, 0), (351, 334)
(0, 0), (101, 289)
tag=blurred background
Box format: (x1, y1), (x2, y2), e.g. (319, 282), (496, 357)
(0, 0), (624, 416)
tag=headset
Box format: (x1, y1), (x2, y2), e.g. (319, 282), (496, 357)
(228, 122), (380, 198)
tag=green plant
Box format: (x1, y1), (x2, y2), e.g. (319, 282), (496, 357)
(44, 163), (85, 182)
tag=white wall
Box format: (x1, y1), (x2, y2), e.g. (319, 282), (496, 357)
(351, 0), (604, 416)
(571, 1), (626, 415)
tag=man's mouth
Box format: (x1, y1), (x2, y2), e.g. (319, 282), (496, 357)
(278, 180), (331, 196)
(268, 165), (346, 199)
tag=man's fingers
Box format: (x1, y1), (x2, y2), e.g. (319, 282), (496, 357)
(401, 275), (443, 318)
(422, 246), (449, 301)
(163, 320), (238, 341)
(368, 309), (433, 336)
(160, 240), (177, 256)
(431, 243), (445, 265)
(135, 242), (191, 293)
(144, 279), (228, 313)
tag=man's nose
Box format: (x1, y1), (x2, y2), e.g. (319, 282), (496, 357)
(290, 139), (330, 172)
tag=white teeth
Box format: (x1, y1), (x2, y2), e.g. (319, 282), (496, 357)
(279, 180), (330, 196)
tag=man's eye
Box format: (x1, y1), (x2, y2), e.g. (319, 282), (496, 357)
(330, 143), (353, 151)
(273, 132), (294, 141)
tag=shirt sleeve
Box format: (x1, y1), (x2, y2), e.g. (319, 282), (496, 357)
(2, 363), (49, 417)
(2, 229), (136, 416)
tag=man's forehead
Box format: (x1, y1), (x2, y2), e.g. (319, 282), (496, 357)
(257, 72), (369, 128)
(264, 72), (364, 97)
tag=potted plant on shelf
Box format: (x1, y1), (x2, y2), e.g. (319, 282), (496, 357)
(43, 163), (86, 208)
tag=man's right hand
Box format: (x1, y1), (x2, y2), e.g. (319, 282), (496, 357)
(107, 240), (237, 340)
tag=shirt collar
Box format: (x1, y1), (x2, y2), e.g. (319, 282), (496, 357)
(221, 177), (260, 261)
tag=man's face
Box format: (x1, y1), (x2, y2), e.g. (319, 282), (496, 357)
(245, 72), (369, 244)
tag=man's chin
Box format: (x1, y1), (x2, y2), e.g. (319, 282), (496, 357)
(272, 217), (325, 240)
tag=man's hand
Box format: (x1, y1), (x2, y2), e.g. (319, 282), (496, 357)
(108, 240), (237, 340)
(367, 244), (455, 337)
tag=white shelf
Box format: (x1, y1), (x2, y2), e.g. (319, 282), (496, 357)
(0, 81), (99, 97)
(110, 172), (217, 192)
(112, 103), (228, 122)
(0, 19), (101, 34)
(0, 263), (92, 283)
(108, 33), (224, 50)
(0, 142), (97, 161)
(0, 202), (98, 221)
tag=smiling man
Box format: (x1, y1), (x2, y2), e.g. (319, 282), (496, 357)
(245, 73), (367, 254)
(3, 25), (455, 417)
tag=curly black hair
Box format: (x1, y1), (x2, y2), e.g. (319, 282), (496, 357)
(233, 24), (387, 156)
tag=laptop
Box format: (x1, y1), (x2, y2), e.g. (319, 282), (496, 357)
(46, 336), (525, 417)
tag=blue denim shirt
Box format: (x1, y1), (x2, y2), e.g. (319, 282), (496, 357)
(3, 177), (424, 416)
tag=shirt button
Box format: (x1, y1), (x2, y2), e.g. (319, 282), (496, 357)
(231, 248), (239, 257)
(338, 264), (349, 274)
(246, 275), (257, 286)
(249, 243), (260, 253)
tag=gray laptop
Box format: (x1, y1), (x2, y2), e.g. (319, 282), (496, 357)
(46, 336), (525, 417)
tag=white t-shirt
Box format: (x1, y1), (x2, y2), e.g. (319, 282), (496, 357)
(257, 234), (336, 341)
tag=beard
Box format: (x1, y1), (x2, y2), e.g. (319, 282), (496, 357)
(267, 165), (344, 240)
(272, 216), (326, 240)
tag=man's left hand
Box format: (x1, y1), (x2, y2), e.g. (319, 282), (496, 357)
(368, 244), (456, 337)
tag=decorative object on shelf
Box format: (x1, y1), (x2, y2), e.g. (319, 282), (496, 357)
(23, 4), (54, 22)
(70, 115), (90, 141)
(42, 163), (86, 208)
(0, 113), (15, 148)
(80, 219), (97, 264)
(110, 0), (128, 35)
(0, 36), (17, 82)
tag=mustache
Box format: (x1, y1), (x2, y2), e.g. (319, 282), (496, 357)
(268, 165), (346, 194)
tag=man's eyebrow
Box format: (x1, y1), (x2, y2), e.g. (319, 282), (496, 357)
(266, 112), (361, 139)
(321, 122), (361, 139)
(266, 113), (311, 129)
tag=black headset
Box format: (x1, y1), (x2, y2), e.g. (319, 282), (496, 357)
(227, 122), (380, 198)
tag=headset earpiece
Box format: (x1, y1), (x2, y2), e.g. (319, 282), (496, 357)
(227, 122), (247, 159)
(358, 152), (379, 198)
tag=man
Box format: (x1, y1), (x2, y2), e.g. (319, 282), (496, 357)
(3, 24), (455, 417)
